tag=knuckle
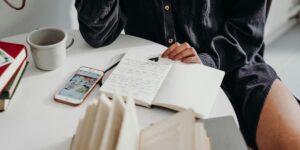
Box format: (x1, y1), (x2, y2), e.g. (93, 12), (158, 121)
(187, 48), (194, 54)
(170, 43), (180, 50)
(192, 47), (197, 53)
(190, 47), (197, 54)
(174, 42), (180, 46)
(170, 43), (178, 49)
(183, 42), (190, 48)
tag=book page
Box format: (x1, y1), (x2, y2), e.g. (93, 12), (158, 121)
(88, 95), (112, 150)
(116, 95), (140, 150)
(100, 95), (126, 150)
(78, 101), (99, 150)
(72, 102), (97, 150)
(71, 119), (83, 150)
(100, 51), (173, 106)
(194, 122), (211, 150)
(139, 110), (195, 150)
(153, 62), (224, 118)
(4, 61), (27, 97)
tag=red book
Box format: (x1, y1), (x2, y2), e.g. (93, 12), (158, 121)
(0, 41), (27, 94)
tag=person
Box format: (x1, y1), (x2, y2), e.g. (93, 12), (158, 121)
(75, 0), (300, 149)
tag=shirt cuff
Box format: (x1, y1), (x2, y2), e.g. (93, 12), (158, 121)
(198, 53), (217, 68)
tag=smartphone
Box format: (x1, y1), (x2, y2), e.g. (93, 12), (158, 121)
(54, 66), (104, 106)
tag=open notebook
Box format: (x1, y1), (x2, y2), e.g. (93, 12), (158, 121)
(71, 94), (210, 150)
(100, 49), (225, 118)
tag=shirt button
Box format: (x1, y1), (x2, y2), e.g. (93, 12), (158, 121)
(164, 5), (170, 11)
(168, 38), (174, 44)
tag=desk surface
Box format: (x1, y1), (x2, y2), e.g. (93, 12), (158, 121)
(0, 30), (244, 150)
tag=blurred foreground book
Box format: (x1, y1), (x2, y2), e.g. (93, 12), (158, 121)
(71, 94), (210, 150)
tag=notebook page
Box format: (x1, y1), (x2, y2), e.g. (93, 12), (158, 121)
(100, 56), (172, 105)
(153, 62), (224, 118)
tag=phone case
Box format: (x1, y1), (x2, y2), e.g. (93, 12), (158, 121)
(54, 66), (104, 106)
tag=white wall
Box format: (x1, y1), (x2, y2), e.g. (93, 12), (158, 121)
(0, 0), (78, 39)
(266, 0), (292, 36)
(265, 0), (300, 41)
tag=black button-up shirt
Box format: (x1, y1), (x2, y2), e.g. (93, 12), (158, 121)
(75, 0), (271, 72)
(75, 0), (275, 149)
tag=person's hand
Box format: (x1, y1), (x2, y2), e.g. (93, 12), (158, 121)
(162, 42), (202, 64)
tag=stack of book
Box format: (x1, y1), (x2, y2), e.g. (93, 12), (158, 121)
(0, 41), (28, 111)
(71, 94), (211, 150)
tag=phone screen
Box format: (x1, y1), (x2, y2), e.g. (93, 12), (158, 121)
(58, 69), (101, 101)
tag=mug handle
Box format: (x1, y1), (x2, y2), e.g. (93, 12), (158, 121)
(66, 32), (75, 52)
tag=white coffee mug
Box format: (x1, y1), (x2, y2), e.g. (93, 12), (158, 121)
(27, 27), (74, 71)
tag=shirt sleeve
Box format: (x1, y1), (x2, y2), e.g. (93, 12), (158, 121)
(200, 0), (271, 71)
(75, 0), (127, 48)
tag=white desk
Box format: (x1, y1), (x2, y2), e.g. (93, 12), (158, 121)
(0, 30), (238, 150)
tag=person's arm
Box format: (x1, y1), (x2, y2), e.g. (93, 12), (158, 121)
(75, 0), (127, 48)
(202, 0), (271, 71)
(162, 0), (270, 70)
